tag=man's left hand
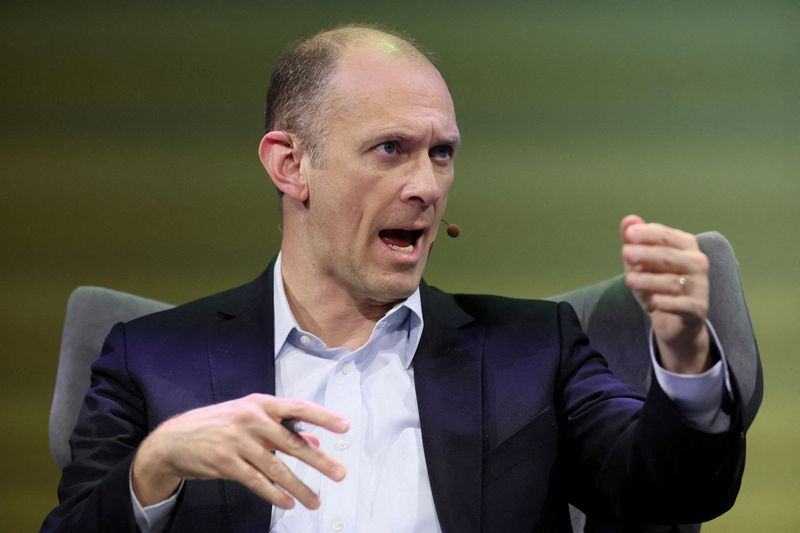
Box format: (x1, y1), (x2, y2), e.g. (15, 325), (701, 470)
(620, 214), (713, 374)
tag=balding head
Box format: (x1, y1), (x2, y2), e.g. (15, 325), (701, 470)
(264, 25), (435, 166)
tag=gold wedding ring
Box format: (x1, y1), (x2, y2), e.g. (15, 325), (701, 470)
(678, 276), (689, 294)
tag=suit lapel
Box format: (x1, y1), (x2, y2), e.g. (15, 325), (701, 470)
(202, 273), (484, 531)
(207, 272), (276, 402)
(415, 284), (484, 533)
(206, 263), (276, 530)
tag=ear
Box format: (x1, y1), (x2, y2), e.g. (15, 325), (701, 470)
(258, 131), (308, 202)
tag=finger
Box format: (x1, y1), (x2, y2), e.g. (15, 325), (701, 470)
(240, 444), (321, 510)
(257, 396), (350, 434)
(299, 432), (320, 448)
(647, 294), (709, 319)
(620, 214), (645, 242)
(250, 416), (346, 482)
(624, 222), (698, 250)
(229, 456), (296, 509)
(622, 245), (708, 275)
(625, 272), (705, 296)
(279, 418), (320, 448)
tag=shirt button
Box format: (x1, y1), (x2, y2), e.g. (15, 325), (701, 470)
(332, 521), (345, 532)
(341, 362), (353, 375)
(335, 439), (349, 451)
(300, 335), (311, 346)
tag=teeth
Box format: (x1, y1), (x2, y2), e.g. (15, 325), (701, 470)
(388, 243), (414, 254)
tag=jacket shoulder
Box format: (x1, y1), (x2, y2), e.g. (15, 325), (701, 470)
(423, 283), (564, 325)
(125, 270), (270, 334)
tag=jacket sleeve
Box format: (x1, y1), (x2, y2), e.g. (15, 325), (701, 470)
(556, 301), (745, 524)
(41, 322), (144, 533)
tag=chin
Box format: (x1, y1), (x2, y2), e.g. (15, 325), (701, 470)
(367, 272), (422, 303)
(376, 283), (418, 303)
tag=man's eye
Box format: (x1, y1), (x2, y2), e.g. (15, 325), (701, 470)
(376, 141), (399, 155)
(430, 145), (453, 160)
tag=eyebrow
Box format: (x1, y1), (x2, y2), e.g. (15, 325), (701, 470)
(441, 135), (461, 149)
(368, 130), (461, 149)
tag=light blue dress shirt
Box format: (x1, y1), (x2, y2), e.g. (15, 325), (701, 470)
(269, 255), (439, 532)
(132, 253), (730, 532)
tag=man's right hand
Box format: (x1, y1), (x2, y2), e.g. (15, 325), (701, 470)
(131, 394), (349, 510)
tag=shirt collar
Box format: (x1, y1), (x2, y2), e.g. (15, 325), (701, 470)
(273, 252), (298, 358)
(273, 252), (423, 367)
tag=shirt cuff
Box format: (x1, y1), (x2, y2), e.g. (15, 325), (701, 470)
(650, 319), (732, 434)
(129, 465), (183, 533)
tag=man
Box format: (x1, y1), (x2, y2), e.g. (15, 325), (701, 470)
(44, 26), (743, 532)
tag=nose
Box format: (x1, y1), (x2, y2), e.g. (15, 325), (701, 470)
(401, 155), (446, 207)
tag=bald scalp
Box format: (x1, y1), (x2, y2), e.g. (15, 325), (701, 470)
(264, 25), (434, 167)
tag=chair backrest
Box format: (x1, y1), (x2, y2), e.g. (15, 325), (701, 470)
(49, 286), (173, 470)
(546, 231), (763, 533)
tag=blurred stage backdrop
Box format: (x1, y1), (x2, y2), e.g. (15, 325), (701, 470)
(2, 1), (798, 531)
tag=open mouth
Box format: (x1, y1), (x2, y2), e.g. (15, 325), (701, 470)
(378, 228), (423, 254)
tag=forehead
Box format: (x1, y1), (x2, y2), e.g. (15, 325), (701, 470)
(325, 46), (459, 141)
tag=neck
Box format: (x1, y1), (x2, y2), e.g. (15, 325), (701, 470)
(279, 251), (396, 352)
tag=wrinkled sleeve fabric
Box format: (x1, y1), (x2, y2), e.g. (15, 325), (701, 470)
(651, 320), (732, 434)
(41, 322), (145, 533)
(556, 302), (745, 524)
(130, 469), (183, 533)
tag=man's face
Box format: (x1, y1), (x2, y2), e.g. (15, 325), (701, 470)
(300, 46), (460, 304)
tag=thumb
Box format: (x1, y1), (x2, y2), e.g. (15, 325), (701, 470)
(620, 214), (646, 243)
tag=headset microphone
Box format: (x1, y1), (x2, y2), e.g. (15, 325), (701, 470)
(440, 219), (461, 238)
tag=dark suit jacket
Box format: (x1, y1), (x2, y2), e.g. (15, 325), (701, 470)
(43, 266), (745, 532)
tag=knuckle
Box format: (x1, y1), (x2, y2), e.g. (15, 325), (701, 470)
(245, 472), (266, 492)
(244, 392), (271, 407)
(265, 459), (285, 480)
(231, 409), (250, 424)
(243, 403), (265, 422)
(696, 253), (709, 272)
(679, 251), (704, 273)
(234, 403), (268, 426)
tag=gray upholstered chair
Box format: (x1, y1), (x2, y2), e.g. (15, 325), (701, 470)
(49, 287), (173, 470)
(49, 231), (762, 532)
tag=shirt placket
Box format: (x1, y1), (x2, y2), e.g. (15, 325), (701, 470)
(320, 354), (361, 533)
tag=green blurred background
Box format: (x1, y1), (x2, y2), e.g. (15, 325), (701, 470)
(2, 1), (798, 530)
